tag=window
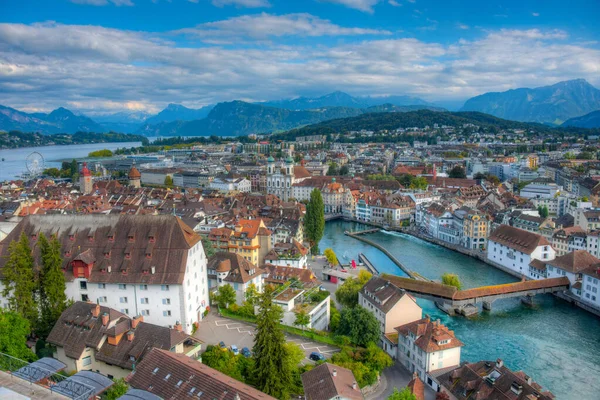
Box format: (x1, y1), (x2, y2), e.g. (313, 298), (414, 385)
(162, 298), (171, 305)
(80, 281), (87, 290)
(119, 284), (127, 290)
(139, 284), (148, 290)
(163, 310), (172, 317)
(121, 309), (129, 314)
(161, 285), (170, 291)
(141, 310), (150, 316)
(98, 296), (107, 303)
(81, 294), (89, 302)
(82, 356), (91, 367)
(120, 297), (128, 303)
(98, 283), (106, 289)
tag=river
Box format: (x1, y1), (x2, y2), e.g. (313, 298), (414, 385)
(0, 142), (141, 181)
(321, 220), (600, 400)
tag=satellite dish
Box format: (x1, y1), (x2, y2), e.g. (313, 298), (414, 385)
(26, 151), (45, 177)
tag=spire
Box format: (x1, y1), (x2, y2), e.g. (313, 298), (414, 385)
(81, 162), (91, 177)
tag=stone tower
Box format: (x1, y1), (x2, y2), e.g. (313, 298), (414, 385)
(79, 162), (93, 194)
(128, 163), (141, 188)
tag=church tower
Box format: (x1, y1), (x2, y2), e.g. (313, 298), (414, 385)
(79, 162), (93, 194)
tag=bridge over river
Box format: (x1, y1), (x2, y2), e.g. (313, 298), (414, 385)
(381, 274), (571, 316)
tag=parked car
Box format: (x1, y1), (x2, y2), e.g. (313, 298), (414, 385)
(309, 352), (325, 362)
(241, 347), (252, 358)
(230, 345), (239, 355)
(218, 341), (227, 351)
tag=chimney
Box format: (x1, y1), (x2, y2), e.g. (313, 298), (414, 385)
(332, 369), (337, 377)
(91, 304), (100, 318)
(132, 315), (143, 329)
(101, 312), (109, 326)
(127, 330), (135, 342)
(175, 321), (183, 332)
(352, 382), (357, 390)
(496, 358), (503, 368)
(526, 375), (532, 385)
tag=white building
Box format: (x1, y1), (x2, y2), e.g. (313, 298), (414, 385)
(0, 214), (209, 334)
(207, 252), (265, 306)
(210, 176), (251, 193)
(273, 287), (330, 331)
(545, 251), (600, 298)
(487, 225), (555, 279)
(266, 156), (311, 201)
(395, 317), (463, 391)
(582, 267), (600, 308)
(519, 183), (562, 199)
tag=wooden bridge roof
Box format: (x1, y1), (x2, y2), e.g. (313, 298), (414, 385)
(380, 274), (570, 301)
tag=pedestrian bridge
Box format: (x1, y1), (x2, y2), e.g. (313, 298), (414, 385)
(380, 274), (571, 316)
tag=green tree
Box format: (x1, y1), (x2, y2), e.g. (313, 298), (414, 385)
(283, 342), (305, 394)
(334, 270), (372, 308)
(253, 285), (292, 399)
(70, 159), (78, 178)
(329, 300), (341, 332)
(239, 283), (259, 317)
(327, 162), (339, 176)
(448, 166), (466, 179)
(294, 308), (310, 332)
(88, 149), (113, 158)
(388, 387), (417, 400)
(538, 205), (549, 218)
(339, 165), (349, 176)
(410, 176), (429, 190)
(164, 175), (174, 187)
(43, 167), (61, 177)
(37, 233), (68, 338)
(324, 248), (338, 266)
(336, 307), (380, 347)
(104, 378), (129, 400)
(1, 233), (38, 327)
(202, 237), (216, 258)
(305, 188), (325, 255)
(441, 273), (462, 290)
(202, 345), (246, 382)
(0, 309), (36, 361)
(214, 284), (237, 309)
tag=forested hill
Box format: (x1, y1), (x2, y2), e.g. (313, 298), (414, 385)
(272, 110), (599, 140)
(0, 131), (149, 149)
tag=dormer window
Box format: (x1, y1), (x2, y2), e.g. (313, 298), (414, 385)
(31, 233), (37, 241)
(69, 234), (75, 241)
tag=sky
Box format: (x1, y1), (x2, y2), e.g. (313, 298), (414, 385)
(1, 0), (599, 114)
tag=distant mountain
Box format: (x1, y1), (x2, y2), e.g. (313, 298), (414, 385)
(136, 101), (445, 137)
(260, 91), (432, 110)
(461, 79), (600, 125)
(136, 101), (367, 136)
(562, 110), (600, 128)
(143, 103), (214, 125)
(0, 105), (104, 134)
(94, 110), (153, 133)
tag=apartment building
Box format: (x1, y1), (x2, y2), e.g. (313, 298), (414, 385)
(208, 219), (272, 266)
(395, 317), (463, 391)
(207, 252), (265, 305)
(0, 214), (209, 333)
(552, 227), (587, 256)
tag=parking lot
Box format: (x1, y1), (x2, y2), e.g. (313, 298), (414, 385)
(195, 313), (338, 363)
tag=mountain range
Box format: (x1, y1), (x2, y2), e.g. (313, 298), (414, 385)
(2, 82), (600, 136)
(461, 79), (600, 125)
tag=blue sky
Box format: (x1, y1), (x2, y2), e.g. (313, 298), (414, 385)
(1, 0), (599, 114)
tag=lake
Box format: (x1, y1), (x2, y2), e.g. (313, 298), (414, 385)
(0, 142), (141, 181)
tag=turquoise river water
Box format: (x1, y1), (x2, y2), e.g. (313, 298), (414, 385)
(321, 220), (600, 400)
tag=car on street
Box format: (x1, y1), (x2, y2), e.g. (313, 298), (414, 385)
(241, 347), (252, 357)
(309, 352), (325, 362)
(218, 341), (227, 350)
(230, 345), (239, 355)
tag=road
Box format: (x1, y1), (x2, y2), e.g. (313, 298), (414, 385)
(365, 362), (437, 400)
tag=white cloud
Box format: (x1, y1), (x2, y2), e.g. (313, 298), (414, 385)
(457, 23), (469, 30)
(532, 12), (540, 17)
(321, 0), (381, 14)
(0, 22), (598, 113)
(174, 13), (391, 41)
(388, 0), (401, 6)
(211, 0), (271, 7)
(70, 0), (134, 6)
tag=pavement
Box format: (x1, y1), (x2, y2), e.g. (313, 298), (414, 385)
(194, 312), (339, 364)
(365, 362), (437, 400)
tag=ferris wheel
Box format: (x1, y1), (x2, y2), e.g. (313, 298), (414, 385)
(26, 151), (45, 177)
